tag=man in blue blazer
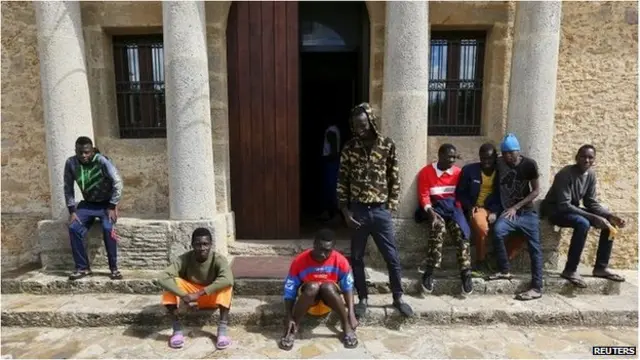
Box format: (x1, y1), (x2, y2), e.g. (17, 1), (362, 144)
(456, 143), (525, 275)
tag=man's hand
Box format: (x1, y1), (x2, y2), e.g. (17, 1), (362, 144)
(609, 215), (626, 229)
(107, 208), (118, 223)
(501, 207), (517, 221)
(348, 312), (359, 330)
(591, 215), (611, 230)
(180, 291), (203, 308)
(344, 210), (362, 229)
(69, 213), (80, 225)
(285, 318), (297, 335)
(487, 212), (497, 224)
(426, 208), (444, 225)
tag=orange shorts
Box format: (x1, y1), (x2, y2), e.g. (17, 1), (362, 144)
(161, 278), (233, 309)
(298, 283), (342, 316)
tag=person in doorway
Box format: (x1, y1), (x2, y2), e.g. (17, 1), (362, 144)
(455, 143), (527, 276)
(157, 228), (234, 350)
(279, 228), (358, 351)
(318, 118), (342, 222)
(64, 136), (123, 281)
(488, 133), (543, 301)
(416, 144), (473, 296)
(541, 145), (626, 287)
(337, 103), (413, 319)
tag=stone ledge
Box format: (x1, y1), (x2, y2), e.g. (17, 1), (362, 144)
(2, 267), (634, 297)
(1, 292), (636, 328)
(37, 215), (234, 270)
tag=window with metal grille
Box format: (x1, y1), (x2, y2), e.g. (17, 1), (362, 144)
(113, 35), (166, 138)
(429, 31), (485, 136)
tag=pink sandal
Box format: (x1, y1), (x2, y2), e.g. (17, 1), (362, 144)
(216, 335), (232, 350)
(169, 332), (185, 349)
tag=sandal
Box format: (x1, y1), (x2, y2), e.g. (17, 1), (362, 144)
(169, 331), (185, 349)
(342, 331), (359, 349)
(486, 272), (513, 281)
(593, 269), (625, 282)
(110, 270), (123, 280)
(69, 269), (92, 281)
(278, 324), (296, 351)
(560, 272), (587, 288)
(215, 335), (232, 350)
(515, 288), (542, 301)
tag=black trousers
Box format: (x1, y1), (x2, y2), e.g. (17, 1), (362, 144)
(349, 202), (404, 299)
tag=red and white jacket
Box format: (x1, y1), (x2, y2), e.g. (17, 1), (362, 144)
(417, 162), (462, 210)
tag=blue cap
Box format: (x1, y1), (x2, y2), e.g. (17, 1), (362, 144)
(501, 133), (521, 152)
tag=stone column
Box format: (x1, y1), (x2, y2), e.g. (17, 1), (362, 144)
(35, 1), (95, 220)
(381, 1), (429, 218)
(163, 1), (217, 220)
(506, 1), (562, 196)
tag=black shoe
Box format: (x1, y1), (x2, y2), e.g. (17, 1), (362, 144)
(69, 269), (92, 281)
(354, 298), (368, 319)
(392, 298), (414, 318)
(421, 268), (434, 294)
(461, 269), (473, 296)
(110, 269), (123, 280)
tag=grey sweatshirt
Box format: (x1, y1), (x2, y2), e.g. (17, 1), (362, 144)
(542, 165), (610, 218)
(64, 153), (123, 214)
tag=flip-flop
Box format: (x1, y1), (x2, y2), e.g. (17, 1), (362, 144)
(593, 271), (625, 282)
(279, 334), (295, 351)
(342, 331), (358, 349)
(560, 273), (587, 288)
(215, 335), (232, 350)
(169, 332), (185, 349)
(515, 288), (542, 301)
(486, 272), (513, 281)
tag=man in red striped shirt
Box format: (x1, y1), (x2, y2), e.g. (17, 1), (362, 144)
(417, 144), (473, 296)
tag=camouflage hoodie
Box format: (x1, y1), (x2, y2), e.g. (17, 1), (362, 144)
(337, 103), (400, 211)
(64, 152), (123, 214)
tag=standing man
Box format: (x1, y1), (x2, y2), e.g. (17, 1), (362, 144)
(337, 103), (413, 318)
(157, 228), (234, 350)
(489, 133), (544, 301)
(279, 229), (358, 350)
(455, 143), (526, 275)
(541, 145), (626, 287)
(319, 118), (342, 222)
(64, 136), (123, 281)
(417, 144), (473, 296)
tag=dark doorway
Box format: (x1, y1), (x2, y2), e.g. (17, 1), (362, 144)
(298, 1), (370, 235)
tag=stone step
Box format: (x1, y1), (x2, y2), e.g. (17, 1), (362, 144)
(2, 267), (632, 297)
(2, 292), (637, 328)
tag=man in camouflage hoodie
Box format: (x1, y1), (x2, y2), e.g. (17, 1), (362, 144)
(337, 103), (413, 318)
(64, 136), (123, 280)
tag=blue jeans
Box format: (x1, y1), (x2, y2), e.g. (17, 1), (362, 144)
(493, 210), (543, 290)
(548, 211), (612, 273)
(349, 202), (403, 300)
(69, 201), (118, 271)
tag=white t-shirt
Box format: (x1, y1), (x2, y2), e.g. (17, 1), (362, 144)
(322, 125), (341, 157)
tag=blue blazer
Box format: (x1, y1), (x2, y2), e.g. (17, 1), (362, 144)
(455, 162), (503, 216)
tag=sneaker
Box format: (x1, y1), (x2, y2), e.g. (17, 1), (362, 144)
(421, 268), (434, 294)
(461, 269), (473, 295)
(354, 298), (368, 319)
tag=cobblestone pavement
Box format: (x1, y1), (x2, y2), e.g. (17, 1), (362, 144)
(1, 324), (637, 359)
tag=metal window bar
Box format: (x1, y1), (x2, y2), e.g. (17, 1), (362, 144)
(113, 35), (166, 139)
(428, 33), (485, 136)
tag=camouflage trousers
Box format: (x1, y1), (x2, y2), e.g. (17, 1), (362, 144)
(425, 219), (472, 271)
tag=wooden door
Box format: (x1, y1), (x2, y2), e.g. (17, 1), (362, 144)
(227, 1), (300, 239)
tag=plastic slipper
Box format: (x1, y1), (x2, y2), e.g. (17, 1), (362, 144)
(279, 334), (295, 351)
(342, 332), (358, 349)
(486, 272), (513, 281)
(169, 332), (185, 349)
(515, 288), (542, 301)
(560, 273), (587, 288)
(593, 271), (625, 282)
(216, 335), (232, 350)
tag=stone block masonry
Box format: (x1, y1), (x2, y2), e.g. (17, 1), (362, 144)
(37, 216), (232, 270)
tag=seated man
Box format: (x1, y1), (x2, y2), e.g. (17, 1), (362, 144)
(456, 143), (526, 275)
(279, 229), (358, 351)
(489, 134), (543, 301)
(417, 144), (473, 296)
(157, 228), (234, 350)
(541, 145), (626, 287)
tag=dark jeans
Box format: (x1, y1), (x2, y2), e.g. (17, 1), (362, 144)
(349, 202), (403, 300)
(69, 201), (118, 271)
(548, 211), (612, 273)
(493, 210), (543, 290)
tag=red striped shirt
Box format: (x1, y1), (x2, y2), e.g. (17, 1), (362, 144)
(417, 162), (462, 209)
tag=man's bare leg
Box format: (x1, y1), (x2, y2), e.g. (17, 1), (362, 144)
(280, 282), (320, 350)
(318, 283), (358, 348)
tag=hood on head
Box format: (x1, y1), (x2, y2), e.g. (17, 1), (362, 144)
(350, 102), (381, 137)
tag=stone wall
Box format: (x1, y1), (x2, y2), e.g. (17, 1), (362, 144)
(552, 1), (638, 269)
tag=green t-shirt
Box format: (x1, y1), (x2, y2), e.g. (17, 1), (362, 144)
(157, 250), (234, 297)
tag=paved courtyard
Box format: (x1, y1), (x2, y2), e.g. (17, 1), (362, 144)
(1, 324), (637, 359)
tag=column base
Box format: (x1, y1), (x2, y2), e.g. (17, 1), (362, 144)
(37, 212), (235, 270)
